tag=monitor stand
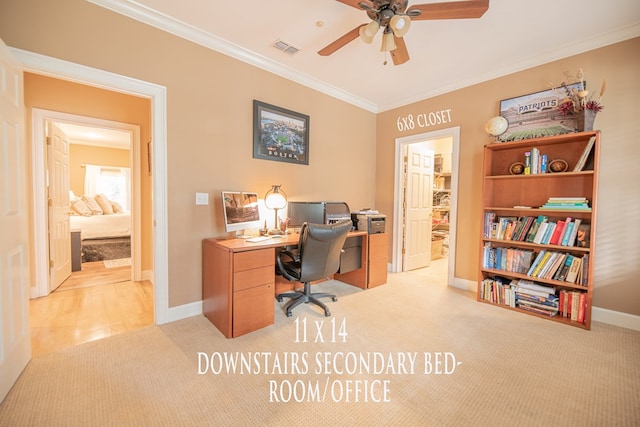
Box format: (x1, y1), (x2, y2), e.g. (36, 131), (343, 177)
(235, 230), (253, 239)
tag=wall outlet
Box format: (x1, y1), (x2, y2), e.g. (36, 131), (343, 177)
(195, 192), (209, 205)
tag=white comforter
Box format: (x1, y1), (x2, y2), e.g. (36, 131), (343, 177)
(70, 212), (131, 240)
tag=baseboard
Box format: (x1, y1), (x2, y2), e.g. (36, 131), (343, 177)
(592, 306), (640, 332)
(142, 269), (154, 283)
(166, 300), (203, 323)
(451, 277), (476, 292)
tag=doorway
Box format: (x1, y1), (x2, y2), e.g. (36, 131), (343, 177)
(392, 127), (460, 287)
(31, 109), (142, 298)
(13, 48), (170, 320)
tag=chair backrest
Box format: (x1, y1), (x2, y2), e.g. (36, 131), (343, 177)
(297, 219), (352, 283)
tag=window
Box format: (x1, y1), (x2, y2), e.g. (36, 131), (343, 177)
(85, 164), (131, 211)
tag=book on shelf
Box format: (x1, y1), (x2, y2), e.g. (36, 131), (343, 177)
(557, 217), (573, 245)
(516, 279), (555, 296)
(553, 254), (574, 281)
(532, 221), (549, 244)
(560, 221), (575, 246)
(526, 215), (548, 242)
(573, 136), (597, 172)
(565, 219), (582, 246)
(558, 290), (586, 323)
(580, 254), (589, 286)
(540, 221), (556, 244)
(540, 197), (590, 210)
(575, 223), (591, 248)
(548, 220), (566, 245)
(565, 256), (583, 284)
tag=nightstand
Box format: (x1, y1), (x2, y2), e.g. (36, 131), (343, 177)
(71, 229), (81, 272)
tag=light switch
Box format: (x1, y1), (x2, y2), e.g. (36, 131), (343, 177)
(195, 192), (209, 205)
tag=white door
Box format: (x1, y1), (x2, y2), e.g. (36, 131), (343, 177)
(47, 122), (71, 291)
(0, 38), (30, 402)
(403, 145), (434, 271)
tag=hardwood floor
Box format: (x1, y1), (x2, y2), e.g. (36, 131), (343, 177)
(29, 260), (153, 357)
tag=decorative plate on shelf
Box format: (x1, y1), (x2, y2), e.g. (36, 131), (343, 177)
(549, 159), (568, 173)
(509, 161), (525, 175)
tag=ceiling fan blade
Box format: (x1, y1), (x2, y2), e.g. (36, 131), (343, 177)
(408, 0), (489, 20)
(318, 25), (365, 56)
(336, 0), (373, 10)
(390, 36), (410, 65)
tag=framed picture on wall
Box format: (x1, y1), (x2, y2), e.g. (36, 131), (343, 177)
(253, 100), (309, 165)
(498, 82), (584, 141)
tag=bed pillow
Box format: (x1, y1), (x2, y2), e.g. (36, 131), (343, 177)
(111, 201), (124, 213)
(82, 196), (103, 215)
(94, 193), (114, 214)
(70, 198), (92, 216)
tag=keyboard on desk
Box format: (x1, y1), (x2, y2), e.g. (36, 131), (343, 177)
(246, 236), (271, 243)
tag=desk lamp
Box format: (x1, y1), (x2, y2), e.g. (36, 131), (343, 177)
(264, 185), (287, 235)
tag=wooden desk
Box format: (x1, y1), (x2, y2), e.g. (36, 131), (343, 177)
(202, 231), (369, 338)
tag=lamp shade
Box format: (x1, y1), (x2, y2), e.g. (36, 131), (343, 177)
(389, 15), (411, 37)
(264, 185), (287, 210)
(380, 30), (397, 52)
(359, 20), (379, 44)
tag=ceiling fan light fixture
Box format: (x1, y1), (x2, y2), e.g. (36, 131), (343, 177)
(390, 14), (411, 37)
(380, 29), (396, 52)
(359, 20), (380, 44)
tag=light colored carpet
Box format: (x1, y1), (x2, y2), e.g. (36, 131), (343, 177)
(1, 270), (639, 426)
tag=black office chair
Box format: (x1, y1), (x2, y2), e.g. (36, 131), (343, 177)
(276, 219), (352, 317)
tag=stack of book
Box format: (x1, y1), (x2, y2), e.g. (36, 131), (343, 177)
(540, 197), (591, 211)
(480, 276), (516, 307)
(515, 280), (558, 316)
(526, 250), (585, 284)
(559, 290), (587, 323)
(482, 244), (535, 274)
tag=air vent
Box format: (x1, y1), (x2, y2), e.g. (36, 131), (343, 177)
(271, 39), (300, 55)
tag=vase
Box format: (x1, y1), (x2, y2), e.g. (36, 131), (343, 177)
(576, 109), (597, 132)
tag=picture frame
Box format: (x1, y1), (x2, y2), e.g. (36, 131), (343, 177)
(498, 82), (584, 142)
(253, 100), (309, 165)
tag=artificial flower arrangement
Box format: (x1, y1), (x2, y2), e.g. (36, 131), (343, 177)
(550, 69), (606, 115)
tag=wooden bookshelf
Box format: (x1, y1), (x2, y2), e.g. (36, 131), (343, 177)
(478, 131), (599, 329)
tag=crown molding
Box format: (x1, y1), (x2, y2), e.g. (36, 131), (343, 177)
(377, 22), (640, 112)
(87, 0), (379, 112)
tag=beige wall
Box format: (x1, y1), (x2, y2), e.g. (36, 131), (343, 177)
(69, 144), (130, 198)
(376, 37), (640, 316)
(0, 0), (377, 308)
(23, 73), (154, 272)
(2, 1), (638, 317)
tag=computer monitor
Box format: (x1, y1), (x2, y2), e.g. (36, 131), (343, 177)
(287, 201), (325, 230)
(221, 191), (262, 238)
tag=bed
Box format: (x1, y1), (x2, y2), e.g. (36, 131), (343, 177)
(70, 213), (132, 262)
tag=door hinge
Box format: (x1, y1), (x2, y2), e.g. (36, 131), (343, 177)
(49, 260), (54, 268)
(46, 136), (52, 145)
(48, 198), (53, 206)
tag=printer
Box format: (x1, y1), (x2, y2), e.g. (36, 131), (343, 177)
(352, 211), (386, 234)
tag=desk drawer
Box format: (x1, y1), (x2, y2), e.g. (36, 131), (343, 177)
(233, 283), (274, 337)
(234, 265), (274, 292)
(234, 248), (274, 272)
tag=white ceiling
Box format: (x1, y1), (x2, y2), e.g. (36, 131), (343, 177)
(57, 122), (131, 149)
(89, 0), (640, 113)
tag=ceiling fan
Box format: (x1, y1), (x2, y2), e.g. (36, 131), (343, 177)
(318, 0), (489, 65)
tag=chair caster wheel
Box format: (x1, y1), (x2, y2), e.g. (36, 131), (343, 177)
(332, 296), (338, 302)
(324, 310), (331, 317)
(277, 296), (284, 302)
(286, 311), (292, 317)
